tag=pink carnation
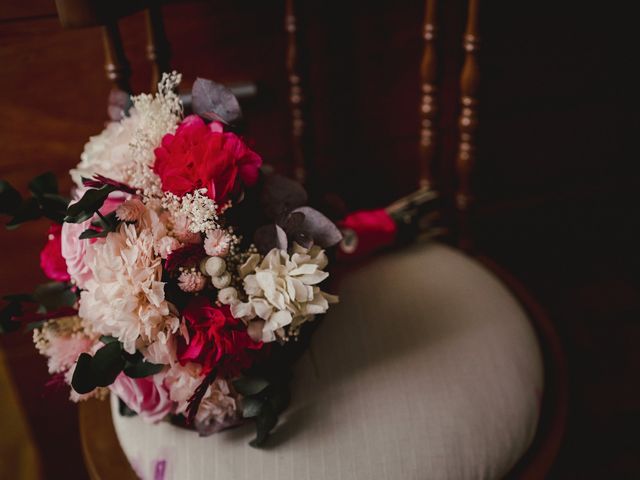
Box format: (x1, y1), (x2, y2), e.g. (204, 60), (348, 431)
(153, 115), (262, 202)
(110, 372), (173, 423)
(40, 223), (70, 282)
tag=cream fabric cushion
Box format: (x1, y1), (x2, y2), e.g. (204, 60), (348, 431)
(112, 242), (543, 480)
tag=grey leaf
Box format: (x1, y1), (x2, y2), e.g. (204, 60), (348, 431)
(289, 206), (343, 248)
(192, 77), (242, 125)
(254, 224), (288, 255)
(261, 174), (308, 220)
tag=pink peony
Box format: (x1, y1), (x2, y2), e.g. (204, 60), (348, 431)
(110, 372), (173, 423)
(153, 115), (262, 203)
(61, 194), (124, 289)
(40, 223), (70, 282)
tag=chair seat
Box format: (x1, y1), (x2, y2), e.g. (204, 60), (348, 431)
(111, 242), (544, 480)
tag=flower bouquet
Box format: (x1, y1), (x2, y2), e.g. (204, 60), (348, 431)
(0, 73), (343, 446)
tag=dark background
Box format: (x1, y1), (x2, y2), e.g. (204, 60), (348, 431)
(1, 0), (639, 478)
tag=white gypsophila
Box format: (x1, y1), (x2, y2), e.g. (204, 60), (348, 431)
(124, 71), (183, 200)
(161, 189), (219, 234)
(79, 214), (178, 354)
(70, 72), (182, 199)
(231, 244), (338, 342)
(70, 110), (141, 188)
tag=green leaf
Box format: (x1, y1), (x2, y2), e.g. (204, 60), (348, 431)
(71, 353), (97, 394)
(242, 397), (264, 418)
(99, 335), (119, 344)
(64, 185), (115, 223)
(79, 228), (109, 240)
(249, 402), (278, 448)
(92, 341), (125, 387)
(6, 197), (41, 229)
(123, 360), (164, 378)
(28, 172), (58, 197)
(0, 301), (22, 334)
(33, 282), (76, 311)
(233, 376), (269, 396)
(2, 294), (34, 303)
(26, 320), (46, 331)
(0, 180), (23, 216)
(39, 193), (70, 224)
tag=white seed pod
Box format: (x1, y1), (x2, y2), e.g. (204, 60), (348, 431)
(204, 256), (226, 277)
(211, 271), (232, 289)
(217, 287), (239, 305)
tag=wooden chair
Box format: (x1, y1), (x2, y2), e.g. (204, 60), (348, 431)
(54, 0), (567, 478)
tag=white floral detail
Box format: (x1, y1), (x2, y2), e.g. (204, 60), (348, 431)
(70, 72), (182, 199)
(125, 71), (183, 200)
(161, 189), (219, 234)
(231, 244), (338, 342)
(79, 209), (179, 353)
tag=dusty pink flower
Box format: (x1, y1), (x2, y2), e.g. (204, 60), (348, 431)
(178, 271), (207, 293)
(61, 194), (124, 288)
(110, 372), (173, 423)
(116, 198), (146, 222)
(155, 235), (181, 259)
(45, 334), (95, 374)
(204, 229), (231, 257)
(172, 213), (201, 244)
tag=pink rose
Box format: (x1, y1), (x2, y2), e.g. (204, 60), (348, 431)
(110, 372), (173, 423)
(153, 115), (262, 203)
(61, 194), (124, 288)
(40, 223), (70, 282)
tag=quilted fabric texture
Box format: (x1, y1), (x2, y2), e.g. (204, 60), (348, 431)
(112, 242), (543, 480)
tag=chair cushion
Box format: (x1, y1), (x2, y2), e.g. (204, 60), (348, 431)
(112, 242), (543, 480)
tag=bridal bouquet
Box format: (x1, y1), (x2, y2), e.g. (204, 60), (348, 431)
(0, 73), (342, 446)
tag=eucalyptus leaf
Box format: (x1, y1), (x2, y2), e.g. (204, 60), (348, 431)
(192, 77), (242, 125)
(92, 341), (125, 387)
(79, 228), (109, 240)
(233, 376), (269, 396)
(242, 397), (264, 419)
(261, 174), (308, 220)
(254, 224), (288, 255)
(64, 185), (116, 223)
(123, 360), (164, 378)
(0, 180), (22, 216)
(28, 172), (58, 197)
(250, 402), (278, 448)
(99, 335), (118, 344)
(33, 282), (77, 311)
(6, 197), (41, 229)
(71, 353), (97, 394)
(288, 206), (343, 248)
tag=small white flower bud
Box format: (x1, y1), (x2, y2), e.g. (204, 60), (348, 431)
(211, 271), (231, 289)
(204, 256), (226, 277)
(217, 287), (239, 305)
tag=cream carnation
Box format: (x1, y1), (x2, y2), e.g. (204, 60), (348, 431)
(79, 218), (178, 353)
(70, 111), (140, 189)
(231, 244), (337, 342)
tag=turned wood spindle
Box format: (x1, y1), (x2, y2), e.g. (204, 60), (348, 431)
(455, 0), (480, 249)
(285, 0), (307, 185)
(145, 4), (171, 92)
(419, 0), (438, 191)
(101, 19), (131, 93)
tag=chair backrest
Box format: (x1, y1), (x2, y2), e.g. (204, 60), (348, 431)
(54, 0), (481, 250)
